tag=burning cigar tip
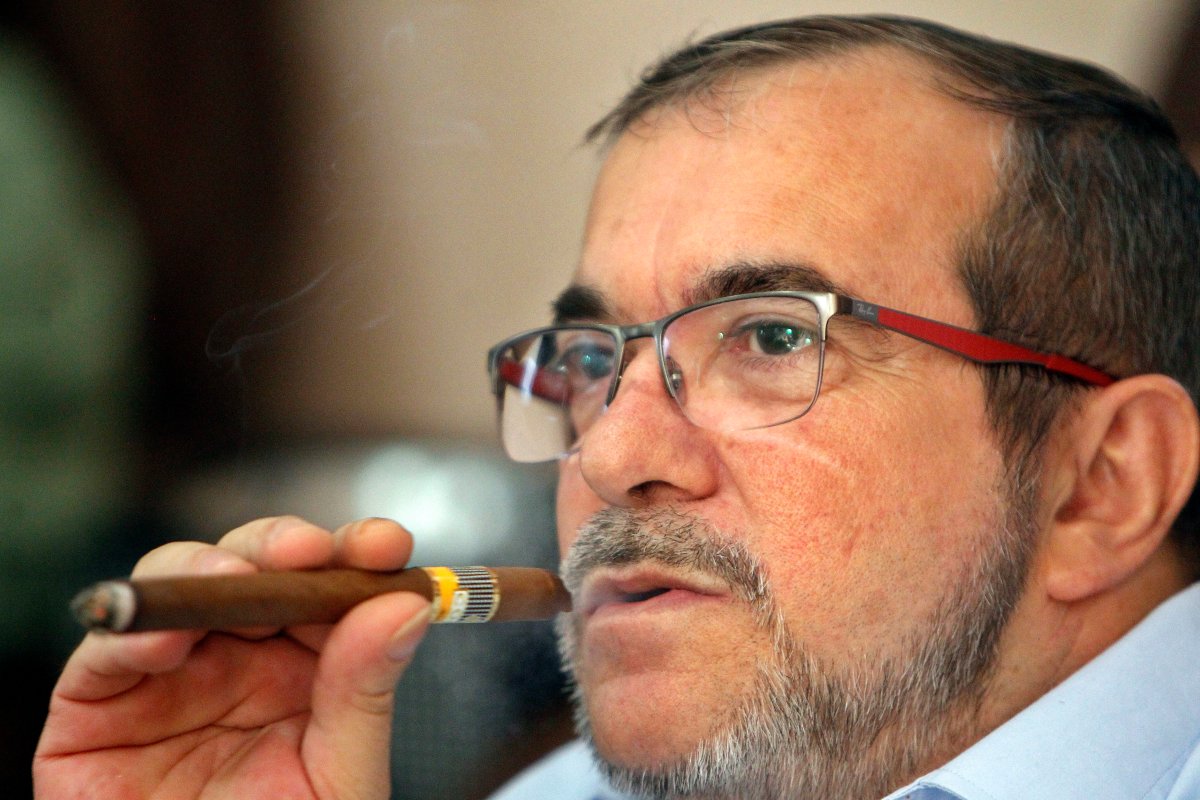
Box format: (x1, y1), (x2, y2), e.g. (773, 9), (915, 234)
(72, 581), (136, 632)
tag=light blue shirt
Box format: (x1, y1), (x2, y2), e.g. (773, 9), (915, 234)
(491, 583), (1200, 799)
(884, 582), (1200, 800)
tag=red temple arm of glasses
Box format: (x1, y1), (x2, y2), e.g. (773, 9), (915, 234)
(497, 360), (571, 403)
(851, 300), (1115, 387)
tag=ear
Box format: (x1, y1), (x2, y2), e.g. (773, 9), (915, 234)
(1041, 374), (1200, 603)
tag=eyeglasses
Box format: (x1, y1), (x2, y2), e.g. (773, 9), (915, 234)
(486, 291), (1114, 463)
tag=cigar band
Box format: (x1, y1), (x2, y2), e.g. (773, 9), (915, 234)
(422, 566), (500, 623)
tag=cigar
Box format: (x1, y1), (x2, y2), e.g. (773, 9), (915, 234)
(71, 566), (571, 632)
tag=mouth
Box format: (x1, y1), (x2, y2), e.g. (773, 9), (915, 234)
(578, 566), (729, 618)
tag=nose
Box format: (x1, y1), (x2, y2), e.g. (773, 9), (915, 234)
(574, 342), (719, 507)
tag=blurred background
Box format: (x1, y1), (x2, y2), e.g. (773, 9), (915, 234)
(3, 1), (1198, 797)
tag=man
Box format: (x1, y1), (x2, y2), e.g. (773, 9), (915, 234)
(34, 14), (1200, 800)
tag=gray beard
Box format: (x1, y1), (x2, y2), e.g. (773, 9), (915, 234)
(556, 488), (1036, 800)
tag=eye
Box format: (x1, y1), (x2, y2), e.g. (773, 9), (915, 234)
(575, 346), (616, 380)
(554, 340), (616, 381)
(748, 321), (815, 355)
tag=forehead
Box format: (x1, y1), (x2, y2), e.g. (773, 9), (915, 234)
(573, 48), (1005, 326)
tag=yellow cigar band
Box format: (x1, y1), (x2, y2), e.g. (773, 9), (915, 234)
(423, 566), (458, 621)
(421, 566), (500, 623)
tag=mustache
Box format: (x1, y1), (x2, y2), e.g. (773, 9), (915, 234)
(560, 506), (774, 617)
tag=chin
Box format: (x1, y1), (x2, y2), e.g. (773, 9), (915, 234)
(583, 674), (723, 767)
(568, 629), (762, 773)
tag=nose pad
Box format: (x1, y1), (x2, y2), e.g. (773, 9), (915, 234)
(664, 355), (685, 402)
(603, 347), (632, 406)
(604, 340), (657, 406)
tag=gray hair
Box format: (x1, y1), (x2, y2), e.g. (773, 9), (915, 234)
(587, 15), (1200, 568)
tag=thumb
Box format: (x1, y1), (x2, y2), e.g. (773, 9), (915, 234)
(304, 591), (432, 800)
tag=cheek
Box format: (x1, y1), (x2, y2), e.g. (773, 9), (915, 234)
(719, 393), (1007, 654)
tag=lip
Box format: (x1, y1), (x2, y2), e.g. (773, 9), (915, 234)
(577, 564), (731, 619)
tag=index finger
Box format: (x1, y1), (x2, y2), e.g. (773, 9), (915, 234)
(54, 627), (205, 703)
(55, 541), (255, 702)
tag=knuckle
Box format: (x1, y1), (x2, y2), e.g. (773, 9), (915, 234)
(346, 686), (397, 718)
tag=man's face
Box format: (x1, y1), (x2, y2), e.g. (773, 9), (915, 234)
(553, 52), (1031, 795)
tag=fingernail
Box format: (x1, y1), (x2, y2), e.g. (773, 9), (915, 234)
(387, 602), (431, 662)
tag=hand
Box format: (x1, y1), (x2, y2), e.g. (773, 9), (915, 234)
(33, 516), (431, 800)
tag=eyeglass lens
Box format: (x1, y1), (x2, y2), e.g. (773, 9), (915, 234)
(492, 295), (824, 462)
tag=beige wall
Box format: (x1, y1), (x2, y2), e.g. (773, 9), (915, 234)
(257, 0), (1192, 444)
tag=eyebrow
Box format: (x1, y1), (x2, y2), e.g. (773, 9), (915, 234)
(552, 284), (611, 324)
(550, 261), (859, 326)
(686, 261), (852, 305)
